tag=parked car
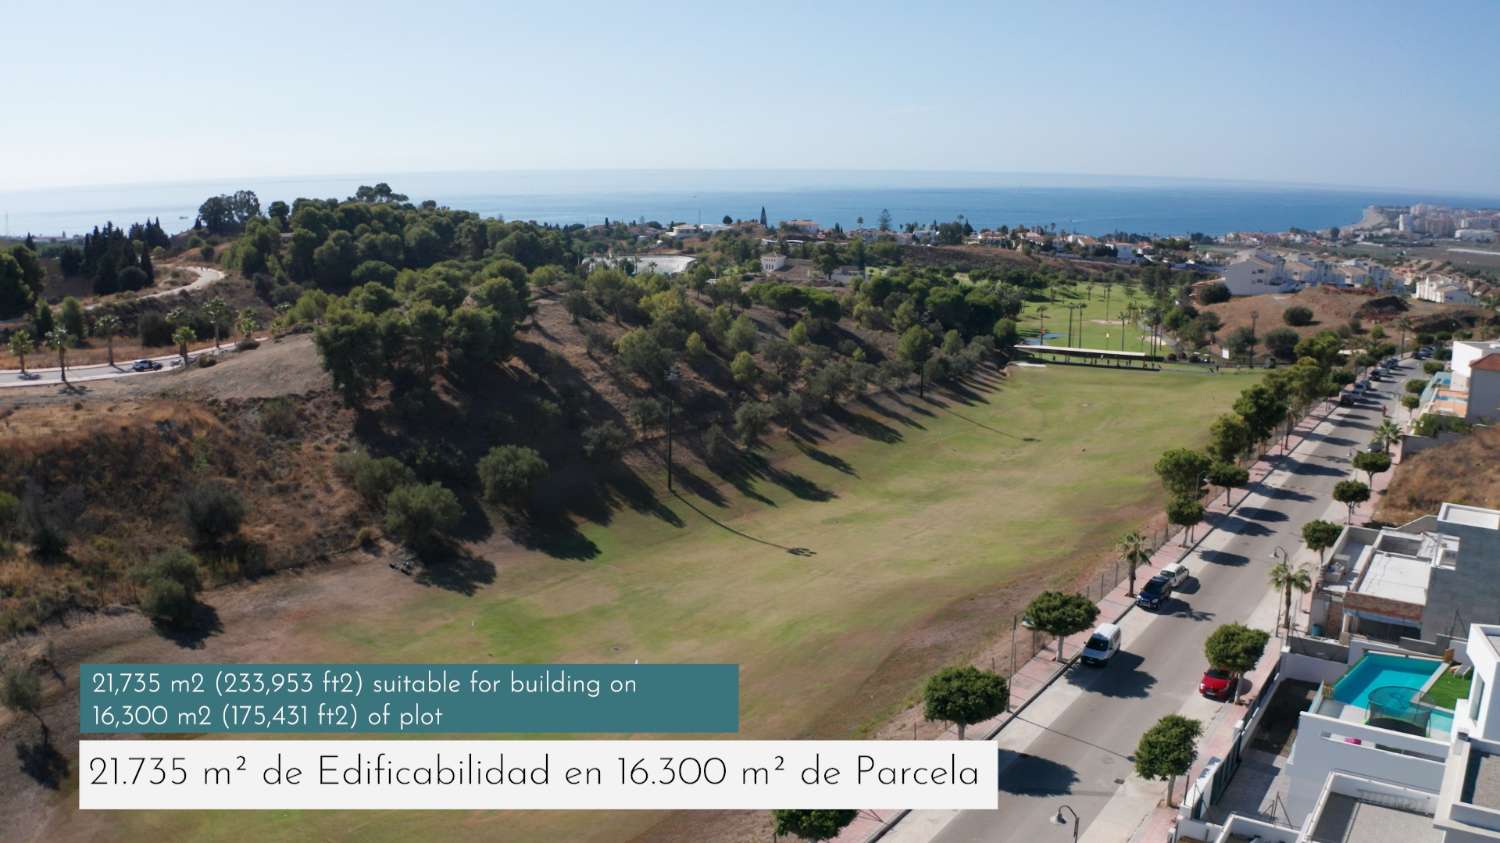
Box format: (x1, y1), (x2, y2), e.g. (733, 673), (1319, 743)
(1200, 667), (1234, 700)
(1338, 393), (1356, 407)
(131, 359), (163, 372)
(1136, 574), (1173, 610)
(1159, 562), (1190, 589)
(1080, 623), (1122, 666)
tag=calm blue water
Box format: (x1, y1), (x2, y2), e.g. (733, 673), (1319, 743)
(3, 170), (1498, 240)
(1332, 653), (1448, 725)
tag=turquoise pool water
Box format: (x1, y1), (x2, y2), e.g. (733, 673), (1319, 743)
(1332, 653), (1453, 733)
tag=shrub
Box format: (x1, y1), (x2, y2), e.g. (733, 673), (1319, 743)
(183, 482), (246, 547)
(140, 578), (194, 627)
(1422, 360), (1444, 375)
(477, 446), (548, 505)
(1264, 327), (1300, 361)
(384, 483), (462, 548)
(1196, 282), (1231, 305)
(734, 401), (776, 444)
(138, 310), (173, 346)
(30, 521), (67, 562)
(582, 422), (631, 463)
(0, 665), (42, 719)
(1283, 305), (1314, 326)
(1405, 378), (1429, 394)
(0, 491), (19, 540)
(703, 424), (738, 465)
(259, 398), (298, 437)
(347, 455), (416, 507)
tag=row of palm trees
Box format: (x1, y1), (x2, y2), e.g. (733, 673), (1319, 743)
(6, 300), (260, 384)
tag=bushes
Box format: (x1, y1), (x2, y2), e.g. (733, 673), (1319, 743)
(259, 398), (298, 437)
(343, 455), (416, 508)
(183, 482), (246, 547)
(703, 424), (738, 465)
(1196, 282), (1230, 305)
(1283, 305), (1314, 326)
(1405, 378), (1429, 394)
(138, 548), (203, 628)
(581, 422), (630, 463)
(477, 446), (548, 505)
(384, 483), (462, 549)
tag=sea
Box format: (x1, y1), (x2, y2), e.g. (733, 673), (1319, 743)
(2, 170), (1496, 241)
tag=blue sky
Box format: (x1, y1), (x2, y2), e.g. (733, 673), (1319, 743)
(3, 0), (1498, 194)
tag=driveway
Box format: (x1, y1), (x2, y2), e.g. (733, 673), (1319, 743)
(898, 360), (1417, 842)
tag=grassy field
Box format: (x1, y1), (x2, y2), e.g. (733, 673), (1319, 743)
(1019, 282), (1155, 351)
(95, 364), (1258, 843)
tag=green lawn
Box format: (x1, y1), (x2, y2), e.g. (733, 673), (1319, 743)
(1424, 669), (1473, 709)
(1019, 283), (1154, 351)
(104, 364), (1257, 843)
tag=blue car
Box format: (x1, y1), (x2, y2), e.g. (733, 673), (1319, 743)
(1136, 574), (1173, 611)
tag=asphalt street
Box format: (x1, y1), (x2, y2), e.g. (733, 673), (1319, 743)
(923, 359), (1417, 842)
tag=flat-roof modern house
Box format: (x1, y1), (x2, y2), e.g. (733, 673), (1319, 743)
(1309, 503), (1500, 647)
(1218, 249), (1298, 296)
(1199, 624), (1500, 843)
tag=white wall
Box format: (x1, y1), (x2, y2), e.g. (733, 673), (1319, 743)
(1284, 711), (1448, 822)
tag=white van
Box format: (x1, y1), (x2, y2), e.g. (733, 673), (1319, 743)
(1080, 623), (1122, 666)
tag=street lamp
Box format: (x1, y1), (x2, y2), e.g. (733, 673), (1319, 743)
(1052, 804), (1080, 842)
(664, 365), (681, 493)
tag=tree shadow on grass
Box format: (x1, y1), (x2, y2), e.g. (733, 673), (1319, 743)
(669, 463), (731, 507)
(672, 492), (815, 557)
(794, 439), (857, 476)
(414, 548), (497, 596)
(859, 395), (927, 430)
(826, 406), (903, 444)
(508, 513), (601, 561)
(155, 602), (222, 649)
(16, 730), (67, 790)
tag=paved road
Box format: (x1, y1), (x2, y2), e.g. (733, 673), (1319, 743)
(84, 265), (226, 310)
(1, 337), (270, 389)
(922, 360), (1416, 842)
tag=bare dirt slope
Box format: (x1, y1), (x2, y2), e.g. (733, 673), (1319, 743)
(1378, 425), (1500, 523)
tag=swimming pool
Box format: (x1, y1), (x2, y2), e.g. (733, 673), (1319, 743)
(1332, 653), (1453, 733)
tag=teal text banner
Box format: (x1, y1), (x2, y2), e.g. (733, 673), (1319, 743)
(81, 664), (738, 734)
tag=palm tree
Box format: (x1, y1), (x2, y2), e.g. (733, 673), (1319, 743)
(44, 328), (71, 385)
(1036, 305), (1049, 346)
(1373, 419), (1401, 452)
(1269, 560), (1313, 638)
(8, 330), (34, 376)
(93, 314), (123, 368)
(236, 309), (261, 342)
(204, 297), (232, 349)
(1117, 530), (1151, 596)
(172, 326), (196, 369)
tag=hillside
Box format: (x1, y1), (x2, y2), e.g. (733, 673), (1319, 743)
(1203, 285), (1487, 345)
(1377, 425), (1500, 524)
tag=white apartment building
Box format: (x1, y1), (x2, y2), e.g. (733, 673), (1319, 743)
(1452, 340), (1500, 422)
(1456, 229), (1497, 243)
(1218, 249), (1298, 295)
(1416, 276), (1479, 305)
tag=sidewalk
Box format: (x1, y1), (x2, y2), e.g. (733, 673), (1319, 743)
(842, 400), (1340, 843)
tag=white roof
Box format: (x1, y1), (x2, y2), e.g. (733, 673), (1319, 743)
(1093, 622), (1121, 637)
(1440, 503), (1500, 530)
(1357, 552), (1432, 605)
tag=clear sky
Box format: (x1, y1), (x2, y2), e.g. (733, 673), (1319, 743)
(4, 0), (1498, 194)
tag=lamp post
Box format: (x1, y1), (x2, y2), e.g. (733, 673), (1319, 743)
(665, 365), (680, 492)
(1052, 804), (1080, 842)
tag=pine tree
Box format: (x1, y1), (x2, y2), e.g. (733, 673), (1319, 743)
(759, 206), (768, 227)
(140, 244), (155, 282)
(24, 233), (35, 251)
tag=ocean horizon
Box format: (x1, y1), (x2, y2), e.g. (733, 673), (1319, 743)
(3, 170), (1497, 241)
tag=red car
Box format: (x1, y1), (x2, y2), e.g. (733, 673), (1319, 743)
(1200, 668), (1234, 700)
